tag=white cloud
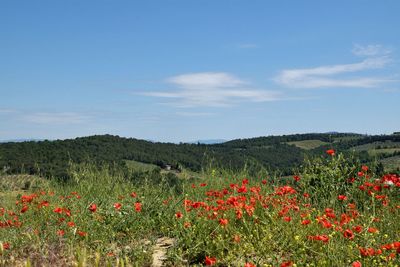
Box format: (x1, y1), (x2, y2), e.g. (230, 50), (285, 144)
(142, 72), (281, 107)
(275, 46), (394, 89)
(24, 112), (90, 124)
(352, 44), (392, 57)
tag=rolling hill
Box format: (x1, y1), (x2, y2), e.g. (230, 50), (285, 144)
(0, 133), (399, 180)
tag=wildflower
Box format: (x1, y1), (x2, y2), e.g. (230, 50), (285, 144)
(245, 263), (256, 267)
(53, 207), (62, 213)
(293, 175), (300, 182)
(308, 235), (329, 243)
(200, 183), (207, 187)
(130, 192), (137, 198)
(183, 222), (191, 228)
(353, 225), (363, 233)
(219, 218), (229, 226)
(368, 227), (378, 233)
(67, 221), (75, 227)
(233, 234), (241, 243)
(39, 201), (49, 208)
(205, 256), (217, 266)
(57, 229), (65, 236)
(134, 202), (142, 212)
(301, 219), (311, 225)
(326, 149), (335, 156)
(114, 203), (122, 210)
(281, 261), (293, 267)
(343, 229), (354, 239)
(77, 231), (87, 237)
(175, 211), (183, 219)
(261, 179), (267, 184)
(352, 261), (362, 267)
(338, 195), (347, 201)
(361, 165), (369, 172)
(89, 204), (97, 212)
(2, 242), (10, 250)
(20, 206), (28, 213)
(237, 185), (247, 193)
(283, 216), (292, 222)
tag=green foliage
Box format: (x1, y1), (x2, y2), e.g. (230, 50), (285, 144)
(297, 153), (361, 206)
(1, 133), (399, 182)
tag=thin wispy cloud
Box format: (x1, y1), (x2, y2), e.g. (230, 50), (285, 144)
(275, 44), (395, 89)
(23, 112), (90, 124)
(352, 44), (392, 57)
(142, 72), (281, 107)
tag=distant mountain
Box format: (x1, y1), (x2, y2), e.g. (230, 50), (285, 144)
(0, 138), (45, 143)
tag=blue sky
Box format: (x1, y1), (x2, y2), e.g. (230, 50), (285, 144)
(1, 1), (399, 142)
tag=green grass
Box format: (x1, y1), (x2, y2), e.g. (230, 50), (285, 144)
(380, 155), (400, 171)
(332, 135), (364, 142)
(368, 148), (400, 156)
(352, 141), (400, 151)
(287, 140), (328, 150)
(1, 154), (400, 266)
(124, 160), (159, 172)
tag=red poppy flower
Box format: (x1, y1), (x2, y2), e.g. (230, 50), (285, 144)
(20, 206), (29, 213)
(114, 203), (122, 210)
(283, 216), (292, 222)
(361, 165), (369, 172)
(281, 261), (293, 267)
(343, 229), (354, 239)
(57, 229), (65, 236)
(130, 192), (137, 198)
(205, 256), (217, 266)
(233, 234), (241, 243)
(293, 175), (300, 182)
(175, 211), (183, 219)
(301, 219), (311, 225)
(352, 225), (363, 233)
(326, 149), (335, 156)
(245, 263), (256, 267)
(219, 218), (229, 226)
(368, 227), (378, 233)
(89, 204), (97, 212)
(67, 221), (75, 227)
(352, 261), (362, 267)
(134, 202), (142, 212)
(77, 231), (87, 237)
(2, 242), (10, 250)
(338, 195), (347, 201)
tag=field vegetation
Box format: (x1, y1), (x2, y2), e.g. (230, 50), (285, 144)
(1, 150), (399, 266)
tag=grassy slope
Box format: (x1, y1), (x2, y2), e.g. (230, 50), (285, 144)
(380, 155), (400, 171)
(287, 140), (328, 150)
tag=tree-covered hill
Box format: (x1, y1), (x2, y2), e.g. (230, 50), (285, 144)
(0, 133), (399, 179)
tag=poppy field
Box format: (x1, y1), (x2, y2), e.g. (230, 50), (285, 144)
(1, 151), (400, 266)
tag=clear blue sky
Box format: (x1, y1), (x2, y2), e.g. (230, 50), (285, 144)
(1, 0), (399, 142)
